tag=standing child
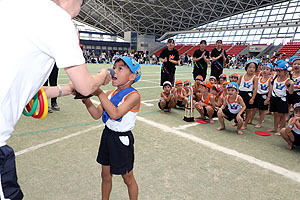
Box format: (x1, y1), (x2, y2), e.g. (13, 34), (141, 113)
(174, 80), (188, 108)
(159, 81), (177, 113)
(255, 58), (262, 77)
(238, 59), (258, 129)
(279, 103), (300, 150)
(288, 56), (300, 106)
(217, 82), (246, 135)
(254, 63), (273, 128)
(265, 61), (294, 135)
(194, 81), (216, 123)
(82, 56), (141, 200)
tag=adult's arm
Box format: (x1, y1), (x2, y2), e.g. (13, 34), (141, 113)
(65, 64), (111, 96)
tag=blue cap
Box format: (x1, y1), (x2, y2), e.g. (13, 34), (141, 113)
(289, 56), (300, 63)
(226, 82), (239, 90)
(112, 55), (141, 83)
(255, 58), (262, 65)
(261, 63), (273, 71)
(276, 60), (289, 70)
(244, 59), (259, 68)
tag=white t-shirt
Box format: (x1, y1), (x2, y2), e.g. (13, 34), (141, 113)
(0, 0), (85, 146)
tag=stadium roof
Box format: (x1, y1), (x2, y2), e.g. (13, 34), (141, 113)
(76, 0), (289, 40)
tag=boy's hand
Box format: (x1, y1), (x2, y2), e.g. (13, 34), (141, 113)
(236, 114), (243, 123)
(249, 98), (254, 105)
(264, 98), (270, 105)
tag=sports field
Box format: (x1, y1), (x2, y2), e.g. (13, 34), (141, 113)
(12, 64), (300, 200)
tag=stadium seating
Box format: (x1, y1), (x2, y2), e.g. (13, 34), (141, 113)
(227, 44), (248, 56)
(185, 45), (200, 56)
(178, 44), (194, 56)
(278, 42), (300, 58)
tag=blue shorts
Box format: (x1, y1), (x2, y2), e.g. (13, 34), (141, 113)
(96, 126), (135, 175)
(0, 145), (24, 200)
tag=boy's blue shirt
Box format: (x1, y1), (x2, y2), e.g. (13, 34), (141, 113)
(102, 87), (137, 123)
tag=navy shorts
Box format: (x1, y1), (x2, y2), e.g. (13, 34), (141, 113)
(288, 91), (300, 105)
(176, 100), (185, 107)
(269, 96), (289, 114)
(292, 131), (300, 146)
(222, 106), (244, 123)
(239, 91), (256, 109)
(254, 93), (269, 110)
(0, 145), (23, 200)
(158, 98), (170, 110)
(97, 126), (135, 175)
(203, 106), (218, 118)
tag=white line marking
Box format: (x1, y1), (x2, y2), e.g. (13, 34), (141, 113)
(141, 99), (159, 107)
(136, 116), (300, 184)
(15, 125), (104, 156)
(173, 122), (199, 130)
(16, 99), (300, 184)
(139, 80), (158, 84)
(135, 86), (161, 90)
(142, 99), (160, 103)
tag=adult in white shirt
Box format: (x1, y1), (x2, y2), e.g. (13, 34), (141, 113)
(0, 0), (111, 199)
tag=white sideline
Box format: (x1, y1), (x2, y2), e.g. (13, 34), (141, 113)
(15, 125), (104, 156)
(15, 100), (300, 184)
(137, 116), (300, 184)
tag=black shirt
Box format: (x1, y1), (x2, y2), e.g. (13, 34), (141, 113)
(159, 48), (179, 74)
(211, 48), (227, 70)
(193, 49), (210, 73)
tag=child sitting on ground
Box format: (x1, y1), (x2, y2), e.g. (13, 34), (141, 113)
(212, 84), (225, 114)
(183, 80), (192, 99)
(194, 80), (216, 123)
(229, 73), (239, 83)
(174, 80), (188, 108)
(209, 76), (218, 87)
(159, 81), (176, 113)
(279, 103), (300, 150)
(82, 55), (141, 200)
(254, 63), (273, 128)
(219, 74), (227, 85)
(193, 75), (203, 102)
(217, 82), (246, 135)
(265, 60), (294, 135)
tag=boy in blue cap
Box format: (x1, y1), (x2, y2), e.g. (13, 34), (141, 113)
(82, 55), (141, 199)
(217, 82), (246, 135)
(265, 60), (294, 135)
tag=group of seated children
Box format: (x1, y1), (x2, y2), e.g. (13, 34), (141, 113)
(158, 56), (300, 148)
